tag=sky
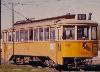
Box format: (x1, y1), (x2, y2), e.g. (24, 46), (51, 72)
(1, 0), (100, 30)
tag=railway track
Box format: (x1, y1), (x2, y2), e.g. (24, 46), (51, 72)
(27, 64), (100, 71)
(26, 63), (100, 71)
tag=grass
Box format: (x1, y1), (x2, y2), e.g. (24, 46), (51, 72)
(0, 64), (33, 72)
(0, 64), (58, 72)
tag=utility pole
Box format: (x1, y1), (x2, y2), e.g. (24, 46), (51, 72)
(0, 21), (1, 65)
(1, 2), (29, 64)
(10, 2), (29, 57)
(12, 2), (15, 56)
(0, 2), (2, 65)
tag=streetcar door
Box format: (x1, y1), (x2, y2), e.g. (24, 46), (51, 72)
(56, 26), (63, 64)
(2, 31), (8, 63)
(49, 27), (56, 63)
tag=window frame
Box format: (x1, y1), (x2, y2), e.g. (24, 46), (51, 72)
(50, 27), (55, 41)
(62, 25), (75, 40)
(16, 30), (20, 42)
(39, 27), (43, 41)
(8, 31), (12, 42)
(2, 32), (4, 42)
(13, 31), (16, 42)
(29, 28), (33, 41)
(34, 28), (38, 41)
(20, 29), (25, 42)
(24, 29), (28, 41)
(44, 27), (50, 41)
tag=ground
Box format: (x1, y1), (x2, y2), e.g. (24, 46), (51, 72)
(0, 64), (58, 72)
(0, 64), (100, 72)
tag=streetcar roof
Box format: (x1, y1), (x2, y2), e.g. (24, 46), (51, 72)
(14, 14), (75, 25)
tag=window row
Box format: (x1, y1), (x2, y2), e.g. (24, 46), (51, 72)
(5, 25), (97, 42)
(8, 27), (55, 42)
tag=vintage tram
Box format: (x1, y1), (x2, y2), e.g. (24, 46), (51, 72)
(1, 13), (98, 68)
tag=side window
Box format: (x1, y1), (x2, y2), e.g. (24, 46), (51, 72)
(39, 28), (43, 41)
(8, 32), (12, 41)
(34, 28), (38, 41)
(13, 31), (15, 41)
(20, 30), (25, 41)
(62, 26), (75, 40)
(25, 30), (28, 41)
(91, 27), (97, 40)
(50, 27), (55, 41)
(16, 31), (19, 42)
(2, 32), (4, 42)
(2, 32), (7, 42)
(44, 27), (49, 41)
(29, 29), (33, 40)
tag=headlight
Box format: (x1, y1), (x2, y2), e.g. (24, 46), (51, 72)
(82, 42), (87, 48)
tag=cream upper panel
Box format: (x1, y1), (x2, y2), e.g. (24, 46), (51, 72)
(14, 18), (65, 30)
(58, 19), (98, 26)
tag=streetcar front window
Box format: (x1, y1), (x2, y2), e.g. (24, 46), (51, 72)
(62, 26), (75, 40)
(91, 27), (97, 40)
(77, 26), (89, 40)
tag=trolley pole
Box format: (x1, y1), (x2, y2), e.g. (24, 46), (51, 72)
(12, 2), (15, 56)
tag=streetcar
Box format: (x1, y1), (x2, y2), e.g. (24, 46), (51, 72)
(1, 13), (98, 68)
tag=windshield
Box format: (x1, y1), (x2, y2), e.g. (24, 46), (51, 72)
(62, 26), (75, 40)
(77, 26), (89, 40)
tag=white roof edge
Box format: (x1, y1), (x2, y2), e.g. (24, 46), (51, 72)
(58, 19), (98, 24)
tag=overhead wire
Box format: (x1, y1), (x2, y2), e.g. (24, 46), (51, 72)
(1, 2), (28, 20)
(1, 0), (63, 20)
